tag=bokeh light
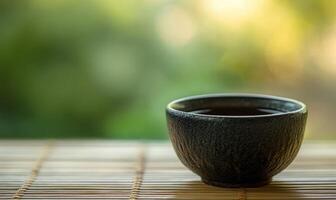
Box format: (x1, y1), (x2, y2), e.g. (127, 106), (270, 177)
(0, 0), (335, 139)
(157, 6), (195, 47)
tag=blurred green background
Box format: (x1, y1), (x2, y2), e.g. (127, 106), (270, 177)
(0, 0), (335, 139)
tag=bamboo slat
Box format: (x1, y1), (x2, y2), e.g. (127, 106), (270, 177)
(0, 140), (335, 199)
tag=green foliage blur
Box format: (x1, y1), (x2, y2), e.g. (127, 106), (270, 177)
(0, 0), (336, 139)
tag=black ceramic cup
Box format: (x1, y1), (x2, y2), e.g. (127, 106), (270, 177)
(166, 93), (307, 188)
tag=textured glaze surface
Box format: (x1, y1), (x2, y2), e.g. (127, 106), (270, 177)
(166, 94), (307, 187)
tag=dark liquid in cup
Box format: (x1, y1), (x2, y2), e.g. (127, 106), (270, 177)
(190, 107), (282, 116)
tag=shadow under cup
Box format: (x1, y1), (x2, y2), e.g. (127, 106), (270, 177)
(166, 94), (307, 187)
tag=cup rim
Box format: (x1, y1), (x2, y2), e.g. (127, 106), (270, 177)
(166, 93), (307, 118)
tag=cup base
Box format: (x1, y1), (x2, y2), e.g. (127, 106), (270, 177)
(202, 178), (271, 188)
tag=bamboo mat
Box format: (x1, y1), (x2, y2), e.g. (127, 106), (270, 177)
(0, 140), (336, 199)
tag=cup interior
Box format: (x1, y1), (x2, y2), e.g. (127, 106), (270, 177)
(167, 94), (305, 117)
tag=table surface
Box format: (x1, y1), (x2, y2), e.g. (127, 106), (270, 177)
(1, 140), (336, 200)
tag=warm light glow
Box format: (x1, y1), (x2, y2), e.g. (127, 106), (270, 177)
(314, 25), (336, 75)
(252, 1), (304, 81)
(156, 6), (195, 47)
(201, 0), (260, 29)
